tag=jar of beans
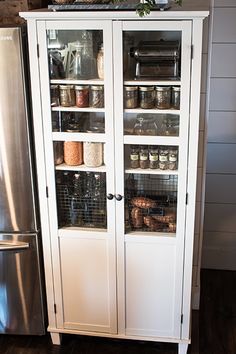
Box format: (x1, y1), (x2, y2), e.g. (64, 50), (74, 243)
(64, 141), (83, 166)
(90, 85), (104, 108)
(124, 86), (138, 109)
(75, 85), (89, 108)
(59, 85), (75, 107)
(139, 86), (155, 109)
(155, 86), (171, 109)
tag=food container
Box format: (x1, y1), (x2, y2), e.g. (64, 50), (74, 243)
(59, 85), (75, 107)
(172, 86), (181, 109)
(168, 147), (178, 170)
(124, 86), (138, 109)
(50, 85), (60, 107)
(155, 86), (171, 109)
(75, 85), (89, 108)
(159, 146), (169, 170)
(139, 86), (155, 109)
(97, 43), (104, 80)
(53, 141), (63, 165)
(139, 146), (149, 169)
(83, 142), (103, 167)
(64, 141), (83, 166)
(130, 145), (139, 169)
(90, 85), (104, 108)
(149, 146), (158, 169)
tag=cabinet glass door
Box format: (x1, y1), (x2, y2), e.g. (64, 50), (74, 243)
(114, 20), (192, 338)
(38, 20), (116, 334)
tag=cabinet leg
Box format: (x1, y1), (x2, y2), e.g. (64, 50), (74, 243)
(50, 332), (61, 345)
(178, 343), (188, 354)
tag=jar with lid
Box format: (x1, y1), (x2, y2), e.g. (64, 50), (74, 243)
(83, 142), (103, 167)
(155, 86), (171, 109)
(64, 141), (83, 166)
(124, 86), (138, 109)
(130, 145), (139, 169)
(168, 147), (178, 170)
(69, 38), (95, 80)
(90, 85), (104, 108)
(53, 141), (64, 165)
(59, 85), (75, 107)
(149, 146), (158, 169)
(172, 86), (181, 109)
(75, 85), (89, 108)
(139, 146), (149, 169)
(139, 86), (155, 109)
(50, 85), (60, 107)
(159, 147), (169, 170)
(97, 43), (104, 80)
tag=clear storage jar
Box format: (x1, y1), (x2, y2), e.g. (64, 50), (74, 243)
(90, 85), (104, 108)
(168, 147), (178, 170)
(59, 85), (75, 107)
(149, 146), (158, 169)
(139, 86), (155, 109)
(155, 86), (171, 109)
(83, 142), (103, 167)
(64, 141), (83, 166)
(159, 147), (169, 170)
(172, 86), (181, 109)
(75, 85), (89, 108)
(124, 86), (138, 109)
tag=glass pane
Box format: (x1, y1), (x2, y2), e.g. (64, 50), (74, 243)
(52, 112), (105, 133)
(125, 174), (177, 235)
(56, 170), (107, 230)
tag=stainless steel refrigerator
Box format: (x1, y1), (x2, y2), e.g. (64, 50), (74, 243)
(0, 26), (45, 335)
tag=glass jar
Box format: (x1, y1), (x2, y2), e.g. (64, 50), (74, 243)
(59, 85), (75, 107)
(155, 86), (171, 109)
(48, 49), (65, 79)
(69, 38), (95, 80)
(64, 141), (83, 166)
(139, 146), (149, 169)
(83, 142), (103, 167)
(75, 85), (89, 108)
(97, 43), (104, 80)
(90, 85), (104, 108)
(124, 86), (138, 109)
(149, 146), (158, 169)
(139, 86), (155, 109)
(50, 85), (60, 107)
(172, 86), (181, 109)
(133, 117), (146, 135)
(161, 117), (177, 136)
(168, 147), (178, 170)
(130, 145), (139, 169)
(53, 141), (63, 165)
(146, 118), (158, 136)
(159, 147), (169, 170)
(69, 172), (84, 227)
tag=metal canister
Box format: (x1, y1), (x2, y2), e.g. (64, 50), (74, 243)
(59, 85), (75, 107)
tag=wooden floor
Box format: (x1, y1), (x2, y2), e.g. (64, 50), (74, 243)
(0, 269), (235, 354)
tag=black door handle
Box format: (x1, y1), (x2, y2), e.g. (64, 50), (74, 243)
(107, 193), (114, 200)
(115, 194), (123, 201)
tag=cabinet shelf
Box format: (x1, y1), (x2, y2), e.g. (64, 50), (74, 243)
(52, 132), (106, 142)
(125, 168), (178, 175)
(124, 135), (179, 146)
(51, 106), (105, 113)
(55, 163), (106, 172)
(124, 108), (180, 115)
(124, 80), (181, 87)
(50, 79), (104, 85)
(124, 232), (176, 240)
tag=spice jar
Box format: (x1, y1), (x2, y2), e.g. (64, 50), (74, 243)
(149, 146), (158, 169)
(155, 86), (171, 109)
(139, 86), (155, 109)
(172, 86), (181, 109)
(124, 86), (138, 109)
(168, 147), (178, 170)
(83, 142), (103, 167)
(90, 85), (104, 108)
(130, 145), (139, 169)
(59, 85), (75, 107)
(97, 43), (104, 80)
(50, 85), (60, 107)
(64, 141), (83, 166)
(159, 147), (169, 170)
(75, 85), (89, 108)
(53, 141), (63, 165)
(139, 146), (149, 169)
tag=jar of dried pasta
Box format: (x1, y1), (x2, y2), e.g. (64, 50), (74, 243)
(64, 141), (83, 166)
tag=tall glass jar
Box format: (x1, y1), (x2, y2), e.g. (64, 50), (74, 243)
(97, 43), (104, 80)
(53, 141), (63, 165)
(149, 146), (158, 169)
(139, 86), (155, 109)
(168, 147), (178, 170)
(130, 145), (139, 169)
(83, 142), (103, 167)
(64, 141), (83, 166)
(155, 86), (171, 109)
(59, 85), (75, 107)
(90, 85), (104, 108)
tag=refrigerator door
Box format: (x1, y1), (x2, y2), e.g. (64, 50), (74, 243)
(0, 233), (45, 335)
(0, 27), (37, 232)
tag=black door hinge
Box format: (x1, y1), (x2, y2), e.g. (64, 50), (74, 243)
(191, 45), (194, 60)
(54, 304), (57, 314)
(37, 43), (40, 58)
(186, 193), (188, 205)
(181, 314), (183, 324)
(46, 186), (49, 198)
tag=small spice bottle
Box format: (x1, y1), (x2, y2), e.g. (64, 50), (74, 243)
(83, 142), (103, 167)
(124, 86), (138, 109)
(90, 85), (104, 108)
(159, 147), (169, 170)
(75, 85), (89, 108)
(130, 145), (139, 169)
(97, 43), (104, 80)
(50, 85), (60, 107)
(64, 141), (83, 166)
(168, 147), (178, 170)
(139, 86), (155, 109)
(155, 86), (171, 109)
(59, 85), (75, 107)
(149, 146), (158, 169)
(172, 86), (181, 109)
(139, 146), (149, 169)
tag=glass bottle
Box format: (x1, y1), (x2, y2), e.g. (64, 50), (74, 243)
(69, 173), (84, 226)
(97, 43), (104, 80)
(139, 146), (149, 169)
(149, 146), (158, 169)
(159, 147), (169, 170)
(130, 145), (139, 169)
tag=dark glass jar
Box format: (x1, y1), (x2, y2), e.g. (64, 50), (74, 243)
(168, 147), (178, 170)
(159, 147), (169, 170)
(172, 86), (181, 109)
(50, 85), (60, 107)
(139, 86), (155, 109)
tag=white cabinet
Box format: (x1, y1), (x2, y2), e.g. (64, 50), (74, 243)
(21, 9), (208, 354)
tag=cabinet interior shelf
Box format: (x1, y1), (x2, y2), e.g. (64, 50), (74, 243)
(124, 108), (180, 114)
(124, 232), (176, 240)
(51, 106), (105, 113)
(50, 79), (104, 85)
(55, 163), (106, 172)
(125, 168), (178, 175)
(124, 135), (179, 146)
(124, 80), (181, 86)
(52, 132), (106, 143)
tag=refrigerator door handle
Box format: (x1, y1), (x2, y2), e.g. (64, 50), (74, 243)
(0, 240), (30, 251)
